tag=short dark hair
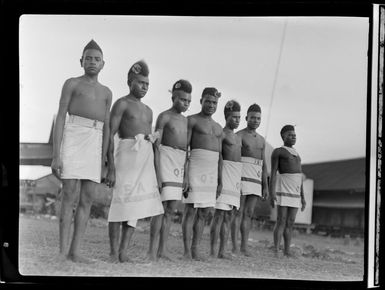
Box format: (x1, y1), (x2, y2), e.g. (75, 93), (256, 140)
(247, 103), (261, 114)
(224, 100), (241, 119)
(280, 124), (295, 137)
(172, 79), (192, 94)
(127, 60), (149, 84)
(82, 39), (103, 56)
(201, 87), (221, 99)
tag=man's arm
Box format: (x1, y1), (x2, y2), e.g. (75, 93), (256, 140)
(183, 116), (195, 197)
(153, 112), (168, 192)
(51, 78), (75, 179)
(216, 130), (224, 199)
(300, 178), (306, 211)
(261, 140), (268, 200)
(105, 99), (126, 188)
(269, 149), (280, 208)
(101, 89), (113, 180)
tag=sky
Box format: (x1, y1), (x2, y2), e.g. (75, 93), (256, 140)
(19, 15), (369, 172)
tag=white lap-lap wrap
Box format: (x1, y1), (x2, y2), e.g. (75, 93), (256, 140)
(183, 149), (219, 208)
(276, 173), (302, 208)
(240, 156), (263, 196)
(60, 114), (103, 183)
(107, 134), (164, 227)
(159, 145), (186, 201)
(215, 160), (242, 211)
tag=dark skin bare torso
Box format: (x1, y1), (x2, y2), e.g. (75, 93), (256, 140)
(189, 113), (223, 152)
(67, 76), (111, 122)
(237, 128), (265, 160)
(222, 127), (242, 162)
(116, 96), (153, 139)
(157, 110), (188, 150)
(275, 147), (302, 174)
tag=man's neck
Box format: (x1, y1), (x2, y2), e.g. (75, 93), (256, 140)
(224, 125), (234, 133)
(127, 94), (141, 102)
(83, 74), (98, 84)
(170, 106), (182, 114)
(246, 127), (256, 134)
(199, 111), (212, 119)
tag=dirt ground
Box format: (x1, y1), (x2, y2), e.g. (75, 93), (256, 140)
(18, 214), (364, 281)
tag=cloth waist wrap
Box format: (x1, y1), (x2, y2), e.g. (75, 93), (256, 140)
(182, 148), (219, 208)
(215, 160), (242, 211)
(276, 173), (302, 208)
(60, 114), (103, 183)
(241, 156), (263, 196)
(107, 134), (164, 223)
(159, 145), (186, 201)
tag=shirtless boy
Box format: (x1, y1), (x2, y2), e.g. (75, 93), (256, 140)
(231, 103), (268, 257)
(105, 60), (164, 263)
(210, 100), (242, 259)
(269, 125), (306, 257)
(149, 80), (192, 261)
(182, 87), (223, 261)
(51, 40), (112, 263)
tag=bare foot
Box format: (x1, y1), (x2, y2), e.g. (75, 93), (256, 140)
(119, 252), (133, 263)
(109, 253), (120, 263)
(146, 252), (158, 262)
(232, 248), (240, 255)
(192, 250), (207, 262)
(218, 252), (233, 260)
(240, 248), (254, 257)
(67, 254), (96, 264)
(273, 249), (283, 258)
(284, 251), (296, 258)
(182, 251), (193, 260)
(158, 252), (176, 262)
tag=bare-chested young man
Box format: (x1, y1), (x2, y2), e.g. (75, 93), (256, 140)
(231, 103), (268, 257)
(105, 60), (164, 263)
(210, 100), (242, 260)
(269, 125), (306, 257)
(182, 87), (223, 261)
(51, 40), (112, 263)
(147, 80), (192, 261)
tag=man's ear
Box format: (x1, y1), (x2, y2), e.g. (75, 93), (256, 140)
(80, 58), (83, 67)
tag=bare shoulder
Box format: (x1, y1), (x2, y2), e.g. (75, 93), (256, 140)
(100, 84), (112, 98)
(236, 128), (246, 137)
(63, 77), (81, 88)
(157, 110), (171, 123)
(272, 147), (284, 157)
(187, 113), (199, 126)
(112, 96), (129, 110)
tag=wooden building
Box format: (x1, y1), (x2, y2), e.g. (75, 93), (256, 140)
(302, 157), (365, 236)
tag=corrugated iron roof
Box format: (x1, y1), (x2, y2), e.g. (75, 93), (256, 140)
(302, 157), (366, 192)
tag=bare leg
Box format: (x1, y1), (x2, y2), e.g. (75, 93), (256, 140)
(240, 195), (258, 257)
(59, 179), (79, 258)
(273, 205), (287, 258)
(108, 222), (120, 263)
(210, 209), (224, 257)
(231, 195), (245, 254)
(218, 210), (233, 259)
(147, 213), (163, 261)
(191, 207), (210, 261)
(283, 207), (298, 257)
(182, 204), (196, 259)
(67, 180), (95, 263)
(158, 200), (177, 261)
(119, 222), (135, 262)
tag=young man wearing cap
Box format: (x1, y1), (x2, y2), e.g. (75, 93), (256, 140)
(147, 79), (192, 261)
(269, 125), (306, 257)
(51, 40), (112, 263)
(105, 60), (164, 263)
(210, 100), (242, 259)
(182, 87), (223, 261)
(231, 104), (268, 257)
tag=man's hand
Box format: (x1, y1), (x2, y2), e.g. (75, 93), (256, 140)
(301, 197), (306, 212)
(216, 182), (223, 199)
(105, 168), (116, 188)
(262, 188), (268, 201)
(269, 193), (277, 208)
(51, 158), (62, 180)
(182, 177), (190, 198)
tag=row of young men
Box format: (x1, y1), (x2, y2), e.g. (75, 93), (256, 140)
(51, 40), (306, 264)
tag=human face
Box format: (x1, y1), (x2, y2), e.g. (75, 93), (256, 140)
(246, 111), (261, 130)
(81, 49), (104, 76)
(200, 95), (218, 116)
(173, 91), (191, 113)
(282, 130), (297, 146)
(129, 75), (149, 99)
(226, 111), (241, 130)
